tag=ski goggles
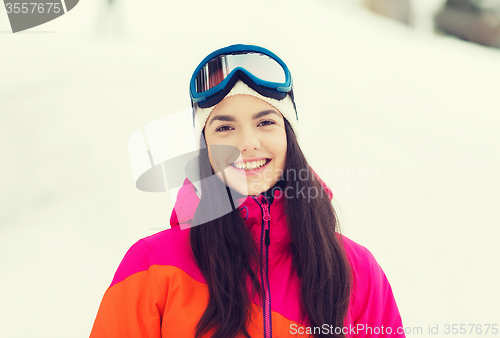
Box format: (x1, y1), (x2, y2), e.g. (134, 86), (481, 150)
(189, 44), (293, 109)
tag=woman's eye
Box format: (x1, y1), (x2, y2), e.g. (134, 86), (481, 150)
(259, 120), (275, 127)
(216, 125), (233, 132)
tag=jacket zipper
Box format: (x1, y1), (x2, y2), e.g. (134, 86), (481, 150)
(253, 195), (272, 338)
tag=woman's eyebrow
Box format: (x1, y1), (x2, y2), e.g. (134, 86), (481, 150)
(252, 110), (280, 120)
(208, 115), (235, 126)
(208, 110), (280, 126)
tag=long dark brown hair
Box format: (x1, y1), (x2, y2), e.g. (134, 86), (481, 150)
(189, 118), (352, 338)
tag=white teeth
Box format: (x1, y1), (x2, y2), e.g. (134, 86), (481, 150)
(232, 159), (268, 170)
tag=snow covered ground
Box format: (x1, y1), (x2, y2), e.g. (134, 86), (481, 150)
(1, 0), (499, 336)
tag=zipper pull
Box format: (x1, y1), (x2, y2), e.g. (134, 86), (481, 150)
(261, 198), (271, 246)
(261, 199), (271, 222)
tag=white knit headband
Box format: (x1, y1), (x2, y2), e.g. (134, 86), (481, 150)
(193, 80), (299, 147)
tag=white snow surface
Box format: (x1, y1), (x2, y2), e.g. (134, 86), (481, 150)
(1, 0), (499, 336)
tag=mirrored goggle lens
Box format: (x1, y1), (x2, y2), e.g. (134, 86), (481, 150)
(194, 52), (286, 94)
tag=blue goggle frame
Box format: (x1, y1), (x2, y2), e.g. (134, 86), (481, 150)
(189, 44), (293, 109)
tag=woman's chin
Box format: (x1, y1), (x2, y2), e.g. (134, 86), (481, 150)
(215, 171), (272, 197)
(230, 184), (250, 196)
(249, 184), (271, 196)
(226, 181), (266, 197)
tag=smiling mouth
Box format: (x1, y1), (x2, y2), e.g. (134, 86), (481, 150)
(230, 159), (271, 171)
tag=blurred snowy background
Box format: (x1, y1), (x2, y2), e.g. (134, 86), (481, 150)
(1, 0), (499, 337)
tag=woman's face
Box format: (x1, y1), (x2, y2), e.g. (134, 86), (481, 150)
(203, 94), (287, 196)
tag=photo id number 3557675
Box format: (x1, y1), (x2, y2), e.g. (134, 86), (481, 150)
(443, 324), (498, 335)
(5, 2), (62, 14)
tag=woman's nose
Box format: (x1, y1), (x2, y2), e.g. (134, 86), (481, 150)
(238, 127), (260, 151)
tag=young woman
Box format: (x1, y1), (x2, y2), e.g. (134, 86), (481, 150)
(89, 44), (405, 338)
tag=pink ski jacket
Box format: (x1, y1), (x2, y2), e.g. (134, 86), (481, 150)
(89, 173), (405, 337)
